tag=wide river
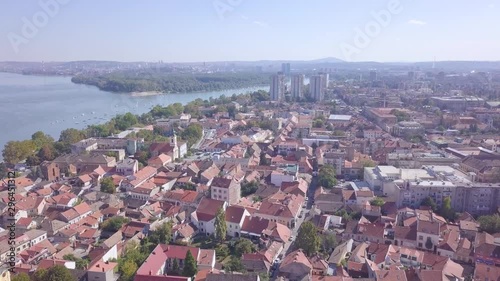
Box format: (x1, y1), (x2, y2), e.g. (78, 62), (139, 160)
(0, 72), (268, 160)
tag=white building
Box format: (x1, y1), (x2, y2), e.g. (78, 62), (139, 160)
(310, 75), (325, 102)
(116, 159), (139, 176)
(291, 74), (304, 99)
(191, 198), (227, 236)
(270, 73), (285, 101)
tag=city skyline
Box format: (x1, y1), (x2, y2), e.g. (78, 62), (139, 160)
(1, 0), (500, 62)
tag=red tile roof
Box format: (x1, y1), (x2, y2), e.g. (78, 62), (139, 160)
(225, 206), (247, 224)
(136, 244), (200, 279)
(195, 198), (225, 222)
(73, 202), (92, 215)
(88, 260), (118, 272)
(241, 216), (270, 235)
(38, 258), (68, 269)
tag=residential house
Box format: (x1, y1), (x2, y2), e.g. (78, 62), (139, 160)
(59, 202), (93, 225)
(191, 198), (227, 236)
(279, 249), (312, 281)
(148, 154), (172, 169)
(135, 244), (214, 281)
(116, 159), (139, 176)
(87, 260), (119, 281)
(225, 206), (250, 237)
(210, 177), (241, 205)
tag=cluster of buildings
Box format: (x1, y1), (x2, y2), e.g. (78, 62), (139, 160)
(2, 66), (500, 281)
(270, 72), (329, 102)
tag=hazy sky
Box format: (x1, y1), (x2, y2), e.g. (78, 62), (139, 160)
(1, 0), (499, 62)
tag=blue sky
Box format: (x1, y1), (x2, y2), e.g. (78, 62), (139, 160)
(1, 0), (499, 62)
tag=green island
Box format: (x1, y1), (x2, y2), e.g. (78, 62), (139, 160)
(71, 70), (270, 93)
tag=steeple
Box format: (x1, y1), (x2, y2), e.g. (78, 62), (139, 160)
(170, 129), (178, 148)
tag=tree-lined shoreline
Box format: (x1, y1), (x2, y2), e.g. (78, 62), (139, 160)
(71, 71), (270, 93)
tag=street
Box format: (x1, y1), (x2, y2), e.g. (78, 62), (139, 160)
(272, 175), (318, 279)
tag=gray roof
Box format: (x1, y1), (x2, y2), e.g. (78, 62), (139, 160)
(328, 239), (353, 264)
(24, 229), (47, 240)
(328, 115), (352, 121)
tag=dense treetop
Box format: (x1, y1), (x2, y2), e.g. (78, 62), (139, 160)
(71, 71), (269, 93)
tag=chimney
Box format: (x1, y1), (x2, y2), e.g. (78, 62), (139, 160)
(102, 268), (105, 272)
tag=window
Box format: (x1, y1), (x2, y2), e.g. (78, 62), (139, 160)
(419, 235), (423, 240)
(418, 243), (423, 248)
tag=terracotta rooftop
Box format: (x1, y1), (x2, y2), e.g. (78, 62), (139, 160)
(195, 198), (225, 222)
(225, 205), (247, 224)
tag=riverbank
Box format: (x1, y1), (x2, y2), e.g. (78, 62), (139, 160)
(131, 91), (164, 97)
(0, 72), (269, 161)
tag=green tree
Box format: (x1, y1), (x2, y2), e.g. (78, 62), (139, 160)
(241, 181), (259, 197)
(149, 221), (173, 244)
(318, 165), (337, 188)
(360, 159), (376, 168)
(182, 250), (198, 277)
(31, 131), (54, 149)
(296, 221), (321, 256)
(63, 254), (89, 270)
(420, 196), (437, 212)
(390, 109), (411, 122)
(120, 260), (138, 281)
(101, 217), (130, 232)
(215, 244), (230, 260)
(181, 123), (203, 147)
(214, 207), (227, 242)
(32, 269), (47, 281)
(44, 265), (76, 281)
(86, 124), (113, 138)
(478, 214), (500, 233)
(134, 150), (151, 166)
(225, 256), (244, 272)
(259, 152), (270, 166)
(313, 119), (324, 128)
(38, 144), (57, 161)
(172, 258), (180, 275)
(2, 140), (36, 165)
(370, 197), (385, 207)
(114, 112), (139, 131)
(234, 238), (256, 257)
(259, 273), (270, 281)
(26, 155), (41, 166)
(321, 232), (337, 253)
(100, 177), (116, 194)
(59, 128), (86, 144)
(11, 273), (30, 281)
(53, 141), (71, 155)
(438, 197), (455, 221)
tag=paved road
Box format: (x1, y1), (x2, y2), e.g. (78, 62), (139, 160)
(192, 129), (217, 150)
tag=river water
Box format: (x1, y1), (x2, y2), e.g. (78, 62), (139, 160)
(0, 72), (268, 159)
